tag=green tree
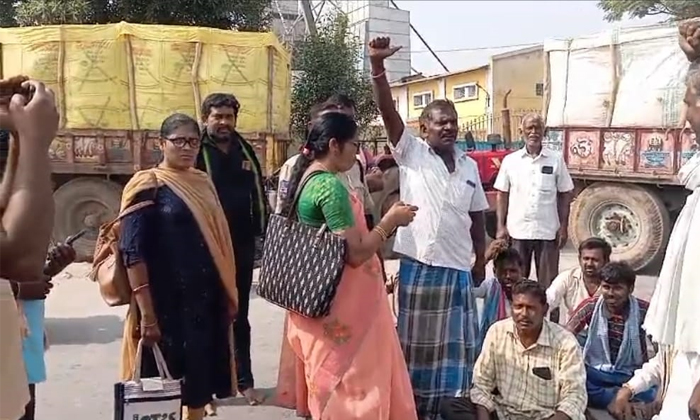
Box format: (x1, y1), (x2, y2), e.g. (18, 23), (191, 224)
(231, 0), (272, 32)
(291, 12), (377, 138)
(14, 0), (98, 26)
(0, 0), (16, 27)
(598, 0), (700, 21)
(7, 0), (272, 30)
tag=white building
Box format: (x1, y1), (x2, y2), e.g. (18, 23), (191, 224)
(339, 0), (411, 82)
(270, 0), (306, 46)
(270, 1), (411, 82)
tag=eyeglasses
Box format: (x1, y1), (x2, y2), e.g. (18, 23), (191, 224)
(165, 137), (201, 148)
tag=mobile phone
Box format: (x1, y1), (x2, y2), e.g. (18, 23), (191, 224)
(65, 229), (88, 246)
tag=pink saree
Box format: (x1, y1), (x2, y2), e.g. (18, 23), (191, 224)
(275, 194), (417, 420)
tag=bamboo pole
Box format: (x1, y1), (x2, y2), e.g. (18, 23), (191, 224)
(124, 35), (139, 131)
(542, 50), (551, 125)
(265, 46), (276, 174)
(606, 31), (621, 127)
(192, 42), (203, 123)
(57, 27), (67, 130)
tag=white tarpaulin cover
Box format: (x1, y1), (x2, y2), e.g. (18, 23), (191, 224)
(545, 23), (688, 128)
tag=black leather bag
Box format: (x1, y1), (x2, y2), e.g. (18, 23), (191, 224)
(257, 171), (347, 318)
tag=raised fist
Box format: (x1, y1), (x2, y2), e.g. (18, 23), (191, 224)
(679, 17), (700, 62)
(369, 37), (402, 62)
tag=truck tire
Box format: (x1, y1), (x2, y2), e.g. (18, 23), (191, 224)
(569, 182), (670, 272)
(53, 177), (123, 260)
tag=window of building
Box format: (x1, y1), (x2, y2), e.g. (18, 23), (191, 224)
(535, 82), (544, 97)
(453, 83), (478, 102)
(412, 91), (433, 108)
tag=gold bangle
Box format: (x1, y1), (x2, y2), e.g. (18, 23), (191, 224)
(142, 320), (158, 328)
(374, 226), (389, 241)
(132, 284), (149, 293)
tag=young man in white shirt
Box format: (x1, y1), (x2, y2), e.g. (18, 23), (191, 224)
(275, 95), (382, 226)
(547, 237), (611, 325)
(494, 113), (574, 321)
(370, 36), (488, 420)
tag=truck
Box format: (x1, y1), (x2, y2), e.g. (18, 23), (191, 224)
(543, 23), (693, 271)
(0, 22), (292, 257)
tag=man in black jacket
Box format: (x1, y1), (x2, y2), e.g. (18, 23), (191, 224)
(196, 93), (269, 406)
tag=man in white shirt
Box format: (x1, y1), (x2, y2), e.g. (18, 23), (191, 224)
(547, 237), (611, 325)
(643, 20), (700, 420)
(275, 95), (381, 225)
(370, 37), (489, 420)
(494, 113), (574, 321)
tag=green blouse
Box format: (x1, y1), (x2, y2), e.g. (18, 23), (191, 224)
(296, 172), (355, 231)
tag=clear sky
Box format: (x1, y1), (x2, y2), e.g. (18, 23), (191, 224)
(393, 0), (666, 75)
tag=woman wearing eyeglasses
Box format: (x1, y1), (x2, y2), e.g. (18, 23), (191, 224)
(117, 113), (238, 420)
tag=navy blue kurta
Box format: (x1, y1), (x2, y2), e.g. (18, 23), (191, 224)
(119, 186), (232, 408)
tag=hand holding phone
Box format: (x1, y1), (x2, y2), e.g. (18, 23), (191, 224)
(44, 230), (84, 277)
(65, 229), (88, 246)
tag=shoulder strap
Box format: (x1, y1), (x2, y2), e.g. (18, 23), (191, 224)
(286, 170), (326, 220)
(118, 200), (155, 219)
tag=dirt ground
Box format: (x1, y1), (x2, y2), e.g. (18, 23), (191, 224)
(39, 245), (657, 419)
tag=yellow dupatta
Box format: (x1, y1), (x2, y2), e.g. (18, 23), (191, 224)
(119, 166), (238, 383)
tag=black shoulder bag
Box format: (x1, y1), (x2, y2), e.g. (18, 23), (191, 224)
(257, 171), (347, 318)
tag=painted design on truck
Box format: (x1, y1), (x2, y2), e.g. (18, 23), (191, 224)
(602, 131), (633, 171)
(639, 131), (672, 172)
(106, 137), (132, 163)
(49, 138), (70, 162)
(544, 129), (563, 152)
(681, 130), (699, 165)
(70, 137), (102, 163)
(567, 130), (598, 169)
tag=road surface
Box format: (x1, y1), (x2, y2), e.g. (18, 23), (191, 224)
(38, 247), (659, 419)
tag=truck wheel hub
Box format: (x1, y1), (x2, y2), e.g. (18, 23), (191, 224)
(592, 204), (640, 250)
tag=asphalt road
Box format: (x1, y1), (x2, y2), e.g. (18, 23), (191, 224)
(38, 246), (659, 419)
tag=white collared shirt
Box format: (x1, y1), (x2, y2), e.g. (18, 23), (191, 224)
(275, 154), (373, 214)
(547, 267), (600, 323)
(390, 129), (489, 272)
(494, 148), (574, 241)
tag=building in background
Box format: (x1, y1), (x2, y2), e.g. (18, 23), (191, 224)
(340, 0), (411, 82)
(271, 0), (411, 82)
(390, 65), (490, 135)
(488, 45), (544, 139)
(270, 0), (306, 46)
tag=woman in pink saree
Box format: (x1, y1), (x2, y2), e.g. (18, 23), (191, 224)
(275, 112), (418, 420)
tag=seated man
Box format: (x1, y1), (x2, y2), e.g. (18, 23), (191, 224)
(440, 281), (587, 420)
(547, 237), (611, 325)
(566, 261), (654, 410)
(608, 346), (675, 420)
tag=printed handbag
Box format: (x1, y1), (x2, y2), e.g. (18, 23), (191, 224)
(257, 170), (347, 318)
(114, 340), (182, 420)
